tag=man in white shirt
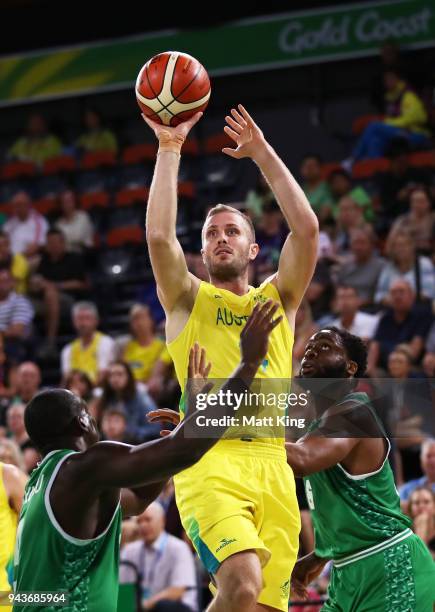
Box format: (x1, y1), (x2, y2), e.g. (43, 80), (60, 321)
(120, 502), (198, 611)
(332, 285), (379, 342)
(61, 301), (114, 384)
(3, 191), (48, 257)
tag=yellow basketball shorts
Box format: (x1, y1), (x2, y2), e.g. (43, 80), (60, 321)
(174, 440), (301, 612)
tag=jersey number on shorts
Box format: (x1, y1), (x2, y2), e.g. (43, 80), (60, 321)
(305, 479), (315, 510)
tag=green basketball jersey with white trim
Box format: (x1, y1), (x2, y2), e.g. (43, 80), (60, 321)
(13, 449), (122, 612)
(303, 392), (411, 561)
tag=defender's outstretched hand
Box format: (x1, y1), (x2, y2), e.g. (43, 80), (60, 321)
(222, 104), (266, 159)
(142, 111), (203, 142)
(240, 299), (282, 367)
(147, 408), (181, 437)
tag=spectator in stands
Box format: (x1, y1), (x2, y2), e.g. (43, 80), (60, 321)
(387, 346), (414, 380)
(0, 333), (13, 399)
(0, 438), (25, 471)
(0, 266), (34, 363)
(116, 304), (172, 390)
(7, 113), (62, 167)
(422, 322), (435, 378)
(55, 190), (94, 253)
(0, 231), (29, 294)
(75, 108), (118, 155)
(63, 369), (97, 417)
(101, 408), (136, 444)
(3, 191), (48, 258)
(388, 187), (435, 255)
(400, 439), (435, 503)
(96, 361), (160, 442)
(408, 486), (435, 558)
(374, 230), (434, 303)
(305, 259), (334, 324)
(327, 168), (373, 221)
(345, 69), (430, 166)
(245, 173), (275, 219)
(374, 141), (430, 224)
(120, 502), (198, 612)
(370, 41), (404, 113)
(334, 196), (369, 255)
(292, 299), (318, 373)
(13, 361), (41, 404)
(336, 227), (385, 304)
(300, 154), (331, 218)
(31, 228), (89, 355)
(61, 301), (114, 383)
(331, 285), (379, 342)
(6, 403), (29, 450)
(254, 201), (287, 283)
(367, 279), (433, 374)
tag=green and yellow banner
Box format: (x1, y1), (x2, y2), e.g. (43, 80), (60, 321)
(0, 0), (433, 106)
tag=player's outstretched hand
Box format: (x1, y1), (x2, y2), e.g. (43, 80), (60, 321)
(147, 408), (181, 437)
(142, 111), (203, 142)
(185, 343), (213, 416)
(240, 299), (282, 368)
(222, 104), (266, 159)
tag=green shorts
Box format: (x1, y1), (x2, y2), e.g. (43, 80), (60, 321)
(323, 534), (435, 611)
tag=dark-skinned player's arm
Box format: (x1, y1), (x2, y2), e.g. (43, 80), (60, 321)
(285, 398), (381, 477)
(143, 112), (202, 313)
(74, 301), (282, 500)
(222, 104), (319, 313)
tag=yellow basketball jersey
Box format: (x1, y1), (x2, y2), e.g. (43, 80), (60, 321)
(70, 332), (103, 382)
(123, 338), (172, 382)
(0, 463), (18, 597)
(167, 279), (293, 447)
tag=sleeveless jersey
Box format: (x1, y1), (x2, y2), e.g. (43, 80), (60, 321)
(70, 332), (103, 382)
(13, 450), (122, 612)
(0, 463), (18, 602)
(303, 392), (411, 564)
(167, 279), (293, 448)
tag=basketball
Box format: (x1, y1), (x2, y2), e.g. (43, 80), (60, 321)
(135, 51), (211, 126)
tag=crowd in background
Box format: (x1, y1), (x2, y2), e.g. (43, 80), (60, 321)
(0, 42), (434, 610)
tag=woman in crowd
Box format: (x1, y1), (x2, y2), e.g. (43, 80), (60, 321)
(95, 361), (161, 441)
(55, 190), (94, 254)
(408, 486), (435, 559)
(388, 187), (435, 255)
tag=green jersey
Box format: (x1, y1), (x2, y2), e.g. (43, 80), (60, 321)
(303, 392), (412, 565)
(13, 449), (122, 612)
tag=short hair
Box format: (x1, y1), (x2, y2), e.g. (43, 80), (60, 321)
(25, 389), (82, 451)
(46, 228), (65, 240)
(336, 284), (358, 295)
(325, 326), (368, 378)
(302, 153), (322, 164)
(328, 168), (352, 182)
(203, 204), (256, 243)
(421, 438), (435, 456)
(72, 301), (99, 319)
(129, 303), (150, 319)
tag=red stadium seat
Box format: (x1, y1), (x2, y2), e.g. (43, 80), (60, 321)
(352, 158), (390, 179)
(81, 151), (116, 170)
(121, 143), (157, 165)
(204, 133), (233, 154)
(1, 161), (36, 180)
(43, 155), (76, 175)
(409, 150), (435, 168)
(106, 226), (143, 247)
(351, 114), (383, 135)
(79, 191), (110, 210)
(178, 181), (196, 198)
(321, 162), (342, 179)
(0, 202), (13, 216)
(33, 197), (57, 216)
(115, 187), (149, 207)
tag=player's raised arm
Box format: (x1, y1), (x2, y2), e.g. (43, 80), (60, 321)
(222, 104), (319, 314)
(143, 113), (203, 313)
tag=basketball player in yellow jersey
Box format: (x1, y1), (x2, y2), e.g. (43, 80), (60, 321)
(0, 462), (27, 610)
(143, 104), (319, 612)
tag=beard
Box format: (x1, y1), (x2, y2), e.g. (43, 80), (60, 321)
(204, 253), (250, 281)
